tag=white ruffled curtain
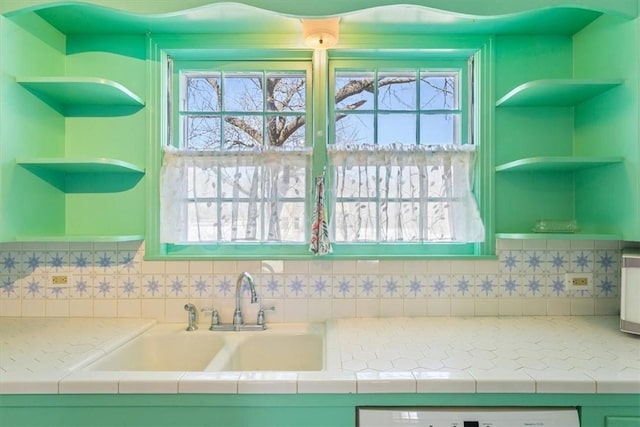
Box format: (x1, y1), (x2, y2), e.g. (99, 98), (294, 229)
(161, 147), (310, 243)
(328, 144), (485, 243)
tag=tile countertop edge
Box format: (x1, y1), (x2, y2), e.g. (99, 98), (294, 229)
(6, 370), (639, 395)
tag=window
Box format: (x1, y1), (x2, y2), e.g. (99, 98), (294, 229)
(328, 59), (484, 246)
(161, 60), (312, 246)
(155, 47), (489, 259)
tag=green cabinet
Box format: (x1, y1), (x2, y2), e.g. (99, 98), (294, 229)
(606, 417), (640, 427)
(0, 13), (147, 242)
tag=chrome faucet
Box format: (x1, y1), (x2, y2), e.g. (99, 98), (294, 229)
(184, 303), (198, 331)
(233, 272), (258, 329)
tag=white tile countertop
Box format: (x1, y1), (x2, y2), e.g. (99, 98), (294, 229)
(0, 316), (638, 395)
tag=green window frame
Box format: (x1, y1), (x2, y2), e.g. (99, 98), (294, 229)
(146, 36), (494, 260)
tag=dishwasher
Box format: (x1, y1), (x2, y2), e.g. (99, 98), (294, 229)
(357, 407), (580, 427)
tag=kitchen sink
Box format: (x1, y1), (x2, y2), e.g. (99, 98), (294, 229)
(85, 322), (325, 372)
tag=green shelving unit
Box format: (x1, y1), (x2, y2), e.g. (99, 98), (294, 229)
(495, 76), (627, 241)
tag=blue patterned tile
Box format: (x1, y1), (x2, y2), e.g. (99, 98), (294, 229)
(404, 275), (427, 298)
(356, 275), (379, 298)
(476, 274), (498, 297)
(595, 274), (619, 297)
(213, 275), (235, 298)
(499, 274), (522, 298)
(22, 276), (46, 299)
(570, 250), (594, 273)
(523, 275), (545, 297)
(47, 250), (69, 272)
(285, 275), (309, 298)
(261, 274), (284, 298)
(380, 275), (402, 298)
(546, 275), (567, 297)
(310, 275), (332, 298)
(142, 275), (165, 298)
(594, 250), (619, 274)
(451, 274), (475, 297)
(95, 251), (117, 274)
(0, 251), (21, 275)
(118, 250), (139, 274)
(333, 275), (356, 298)
(427, 274), (450, 298)
(546, 250), (569, 274)
(118, 276), (140, 298)
(523, 251), (545, 273)
(499, 250), (522, 273)
(70, 276), (92, 299)
(70, 251), (91, 273)
(166, 275), (188, 298)
(0, 276), (20, 299)
(94, 276), (116, 299)
(47, 282), (68, 299)
(23, 251), (45, 274)
(189, 275), (212, 298)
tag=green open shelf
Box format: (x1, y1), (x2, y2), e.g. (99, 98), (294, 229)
(496, 79), (623, 107)
(16, 76), (144, 116)
(495, 156), (623, 172)
(496, 232), (622, 240)
(16, 158), (145, 193)
(14, 234), (145, 243)
(17, 157), (144, 174)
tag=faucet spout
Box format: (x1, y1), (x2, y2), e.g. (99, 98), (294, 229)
(233, 272), (258, 328)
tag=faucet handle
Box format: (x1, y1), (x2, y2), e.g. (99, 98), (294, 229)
(256, 305), (275, 327)
(201, 307), (220, 330)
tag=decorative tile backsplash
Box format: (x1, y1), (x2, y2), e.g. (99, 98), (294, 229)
(0, 239), (625, 322)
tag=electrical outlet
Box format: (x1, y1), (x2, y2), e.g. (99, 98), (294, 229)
(51, 275), (69, 285)
(565, 273), (593, 292)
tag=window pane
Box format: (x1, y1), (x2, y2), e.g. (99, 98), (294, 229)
(187, 203), (218, 241)
(335, 165), (377, 198)
(223, 115), (263, 148)
(379, 165), (420, 198)
(335, 71), (375, 110)
(277, 202), (305, 242)
(420, 72), (458, 110)
(426, 201), (453, 241)
(380, 201), (420, 241)
(267, 73), (306, 112)
(183, 116), (221, 149)
(185, 76), (220, 112)
(378, 113), (416, 145)
(334, 202), (377, 242)
(223, 73), (263, 112)
(266, 115), (306, 148)
(335, 114), (374, 145)
(420, 113), (459, 145)
(378, 71), (416, 110)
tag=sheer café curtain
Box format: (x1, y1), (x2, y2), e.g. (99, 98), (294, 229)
(160, 147), (310, 244)
(328, 144), (485, 243)
(160, 144), (484, 248)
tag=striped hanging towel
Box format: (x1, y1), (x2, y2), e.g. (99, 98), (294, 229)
(309, 172), (332, 255)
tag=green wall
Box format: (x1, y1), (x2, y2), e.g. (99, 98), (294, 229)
(573, 14), (640, 240)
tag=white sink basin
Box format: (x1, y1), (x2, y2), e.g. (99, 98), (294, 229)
(85, 323), (325, 372)
(87, 325), (226, 371)
(205, 324), (324, 371)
